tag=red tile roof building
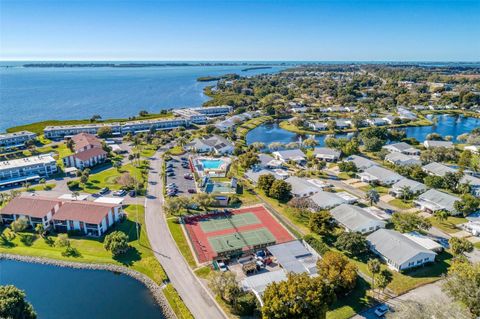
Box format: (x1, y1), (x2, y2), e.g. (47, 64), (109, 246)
(0, 196), (62, 228)
(63, 133), (107, 169)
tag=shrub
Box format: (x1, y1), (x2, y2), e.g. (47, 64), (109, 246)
(104, 231), (129, 256)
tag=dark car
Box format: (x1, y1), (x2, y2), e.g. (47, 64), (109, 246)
(129, 190), (136, 197)
(99, 187), (109, 195)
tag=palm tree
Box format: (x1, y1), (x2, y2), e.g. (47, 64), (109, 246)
(35, 223), (45, 238)
(367, 259), (381, 297)
(71, 191), (80, 201)
(303, 138), (318, 148)
(434, 210), (448, 223)
(399, 186), (412, 200)
(365, 189), (380, 206)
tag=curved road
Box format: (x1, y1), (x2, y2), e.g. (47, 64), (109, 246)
(144, 151), (226, 319)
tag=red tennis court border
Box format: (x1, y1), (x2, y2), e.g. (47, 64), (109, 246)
(182, 205), (294, 263)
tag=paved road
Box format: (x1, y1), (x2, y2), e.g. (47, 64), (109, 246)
(144, 151), (226, 319)
(353, 281), (448, 319)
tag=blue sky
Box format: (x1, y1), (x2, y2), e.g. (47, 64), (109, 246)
(1, 0), (479, 61)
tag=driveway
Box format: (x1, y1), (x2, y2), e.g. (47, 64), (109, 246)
(353, 281), (449, 319)
(145, 151), (226, 319)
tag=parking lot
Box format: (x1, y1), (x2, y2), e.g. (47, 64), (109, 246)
(165, 155), (197, 197)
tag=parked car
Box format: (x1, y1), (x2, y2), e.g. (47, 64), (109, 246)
(188, 188), (196, 194)
(99, 187), (109, 195)
(167, 172), (175, 177)
(181, 157), (188, 161)
(113, 190), (127, 196)
(129, 190), (136, 197)
(217, 262), (228, 272)
(374, 304), (389, 317)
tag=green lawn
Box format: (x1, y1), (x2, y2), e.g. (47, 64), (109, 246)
(162, 284), (194, 319)
(79, 163), (146, 194)
(23, 183), (57, 192)
(428, 216), (468, 234)
(168, 145), (185, 155)
(359, 185), (390, 195)
(167, 217), (197, 267)
(388, 198), (414, 209)
(474, 242), (480, 249)
(194, 266), (212, 279)
(327, 277), (373, 319)
(0, 205), (167, 284)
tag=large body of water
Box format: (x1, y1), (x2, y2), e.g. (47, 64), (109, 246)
(246, 115), (480, 146)
(0, 259), (165, 319)
(0, 64), (285, 132)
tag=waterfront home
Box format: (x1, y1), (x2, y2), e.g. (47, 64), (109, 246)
(52, 201), (123, 236)
(0, 154), (58, 187)
(343, 155), (376, 171)
(367, 229), (436, 272)
(272, 149), (306, 165)
(358, 166), (404, 186)
(312, 147), (341, 162)
(0, 196), (62, 228)
(308, 121), (328, 131)
(414, 189), (460, 215)
(465, 145), (479, 154)
(185, 135), (234, 155)
(382, 142), (420, 155)
(385, 152), (422, 167)
(422, 162), (480, 196)
(366, 118), (388, 126)
(390, 178), (427, 198)
(330, 204), (386, 234)
(423, 140), (454, 149)
(308, 190), (347, 210)
(214, 112), (258, 132)
(256, 154), (284, 169)
(63, 133), (107, 169)
(334, 119), (351, 129)
(397, 107), (418, 120)
(284, 176), (322, 197)
(0, 131), (37, 150)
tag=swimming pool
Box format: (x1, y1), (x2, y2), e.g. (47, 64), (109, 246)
(200, 159), (223, 169)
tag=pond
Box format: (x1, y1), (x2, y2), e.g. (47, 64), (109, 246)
(246, 115), (480, 147)
(0, 259), (165, 319)
(401, 114), (480, 142)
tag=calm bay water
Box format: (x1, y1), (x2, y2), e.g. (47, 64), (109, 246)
(0, 64), (285, 132)
(246, 115), (480, 146)
(0, 259), (165, 319)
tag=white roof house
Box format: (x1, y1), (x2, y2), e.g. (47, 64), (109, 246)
(390, 178), (427, 197)
(402, 232), (443, 252)
(330, 204), (386, 234)
(284, 176), (322, 198)
(423, 140), (454, 149)
(382, 142), (420, 155)
(309, 191), (347, 210)
(256, 154), (283, 169)
(185, 135), (234, 155)
(422, 162), (456, 176)
(367, 229), (437, 271)
(358, 166), (404, 186)
(272, 149), (306, 164)
(244, 168), (287, 185)
(465, 145), (479, 154)
(312, 147), (341, 162)
(308, 121), (328, 131)
(344, 155), (376, 171)
(385, 152), (422, 166)
(415, 189), (460, 215)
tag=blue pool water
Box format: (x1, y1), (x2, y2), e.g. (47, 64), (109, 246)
(200, 159), (223, 169)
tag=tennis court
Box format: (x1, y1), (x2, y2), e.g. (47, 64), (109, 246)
(208, 228), (276, 254)
(183, 205), (295, 263)
(199, 212), (260, 233)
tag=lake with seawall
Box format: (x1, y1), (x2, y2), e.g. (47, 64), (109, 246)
(246, 115), (480, 146)
(0, 63), (286, 132)
(0, 259), (165, 319)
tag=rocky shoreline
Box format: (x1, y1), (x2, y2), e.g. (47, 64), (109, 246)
(0, 253), (176, 319)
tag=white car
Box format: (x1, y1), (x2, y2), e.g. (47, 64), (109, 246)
(374, 304), (389, 317)
(217, 262), (228, 272)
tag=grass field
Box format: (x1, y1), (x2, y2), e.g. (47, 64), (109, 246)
(388, 198), (415, 209)
(79, 163), (146, 194)
(427, 216), (468, 234)
(163, 284), (195, 319)
(167, 217), (197, 267)
(0, 205), (167, 284)
(327, 277), (372, 319)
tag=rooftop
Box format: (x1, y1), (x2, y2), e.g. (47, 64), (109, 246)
(0, 154), (56, 170)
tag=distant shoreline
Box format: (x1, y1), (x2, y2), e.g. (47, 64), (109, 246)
(20, 62), (284, 68)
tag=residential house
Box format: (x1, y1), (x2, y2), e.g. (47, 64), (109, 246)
(272, 149), (306, 165)
(358, 166), (404, 186)
(344, 155), (376, 171)
(284, 176), (322, 197)
(402, 232), (443, 252)
(312, 147), (341, 162)
(366, 118), (388, 126)
(465, 145), (479, 154)
(244, 168), (288, 185)
(385, 152), (422, 166)
(390, 178), (427, 198)
(330, 204), (386, 234)
(308, 121), (328, 131)
(52, 201), (123, 236)
(185, 135), (234, 155)
(367, 229), (436, 271)
(423, 140), (454, 149)
(334, 119), (351, 129)
(256, 154), (283, 169)
(308, 191), (347, 210)
(415, 189), (460, 215)
(382, 142), (420, 155)
(422, 162), (480, 196)
(0, 196), (62, 228)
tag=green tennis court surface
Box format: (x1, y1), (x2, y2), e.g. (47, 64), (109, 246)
(208, 228), (276, 254)
(199, 212), (260, 233)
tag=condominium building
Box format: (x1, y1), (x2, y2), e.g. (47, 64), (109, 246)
(0, 131), (37, 149)
(0, 154), (58, 182)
